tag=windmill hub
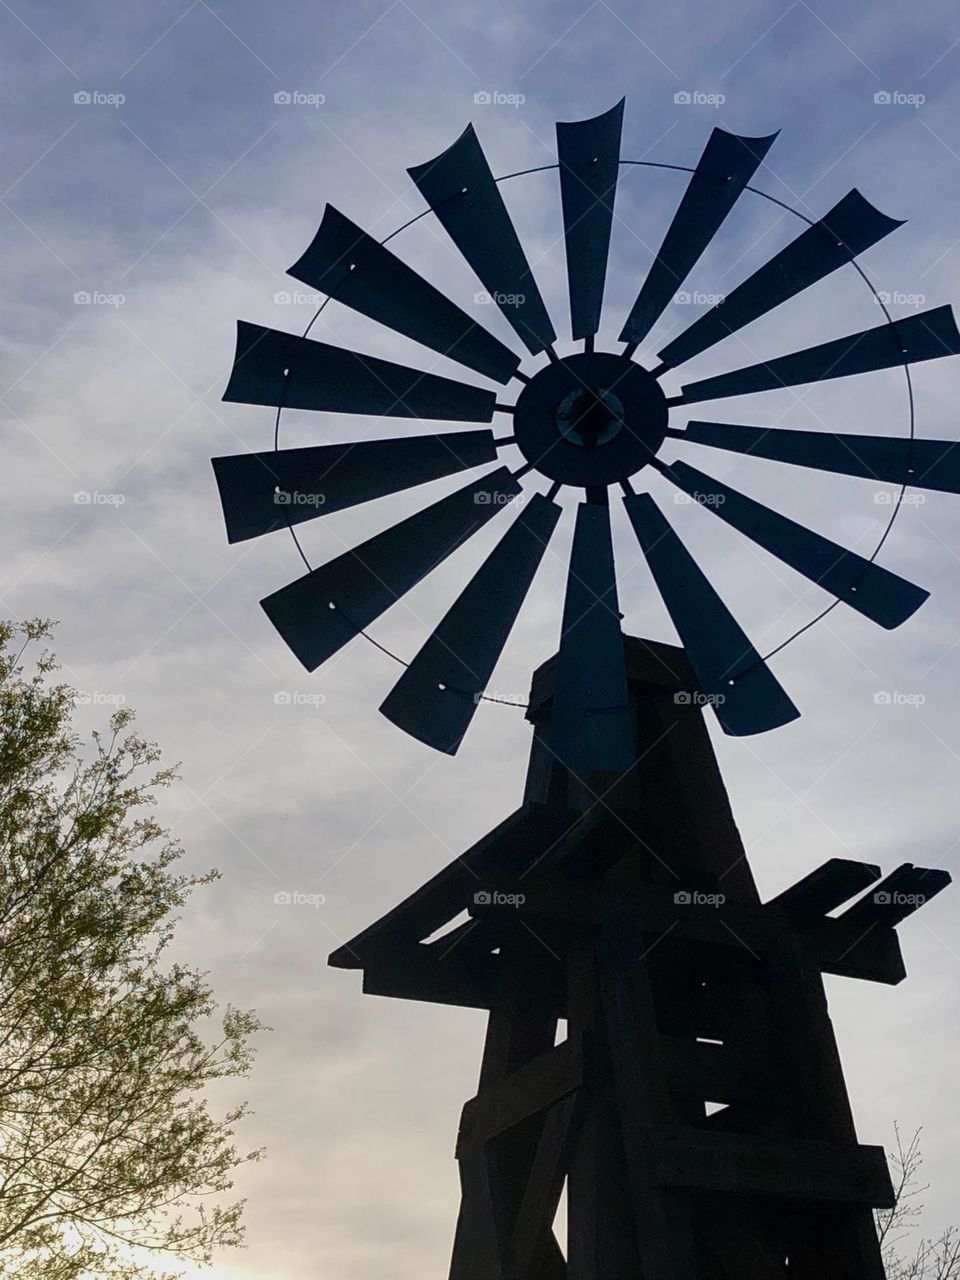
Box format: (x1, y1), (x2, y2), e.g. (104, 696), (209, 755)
(512, 351), (668, 485)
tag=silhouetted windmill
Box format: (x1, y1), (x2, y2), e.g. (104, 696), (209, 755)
(216, 101), (953, 1277)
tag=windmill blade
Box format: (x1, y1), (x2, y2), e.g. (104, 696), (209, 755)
(287, 205), (520, 384)
(659, 190), (903, 369)
(619, 128), (777, 349)
(673, 305), (960, 405)
(682, 421), (960, 493)
(556, 99), (624, 340)
(380, 494), (562, 753)
(223, 321), (496, 421)
(212, 430), (498, 544)
(549, 501), (635, 775)
(407, 124), (556, 355)
(260, 467), (521, 671)
(655, 458), (929, 629)
(623, 493), (799, 735)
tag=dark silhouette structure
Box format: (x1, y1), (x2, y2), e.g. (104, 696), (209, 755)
(331, 640), (948, 1276)
(215, 102), (957, 1275)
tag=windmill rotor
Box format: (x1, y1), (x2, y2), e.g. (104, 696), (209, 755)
(214, 100), (960, 772)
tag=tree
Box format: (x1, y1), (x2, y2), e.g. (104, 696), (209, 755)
(877, 1125), (960, 1279)
(0, 619), (263, 1279)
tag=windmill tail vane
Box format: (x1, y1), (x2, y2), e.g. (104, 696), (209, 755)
(213, 97), (960, 774)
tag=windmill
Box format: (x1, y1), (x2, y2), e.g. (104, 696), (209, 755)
(214, 101), (954, 1277)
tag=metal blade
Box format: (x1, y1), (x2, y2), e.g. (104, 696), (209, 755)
(212, 430), (498, 544)
(288, 205), (520, 383)
(618, 128), (777, 348)
(682, 421), (960, 493)
(260, 467), (521, 671)
(223, 321), (496, 421)
(655, 459), (929, 629)
(557, 99), (624, 340)
(674, 305), (960, 405)
(549, 501), (635, 775)
(623, 493), (800, 735)
(380, 494), (561, 753)
(659, 190), (903, 368)
(407, 124), (556, 355)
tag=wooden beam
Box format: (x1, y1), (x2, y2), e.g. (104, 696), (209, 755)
(770, 857), (881, 917)
(648, 1129), (895, 1207)
(511, 1094), (579, 1275)
(472, 881), (907, 984)
(658, 1036), (778, 1107)
(361, 944), (500, 1010)
(457, 1040), (583, 1155)
(840, 862), (951, 929)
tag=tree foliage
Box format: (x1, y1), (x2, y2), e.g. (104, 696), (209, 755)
(0, 619), (263, 1278)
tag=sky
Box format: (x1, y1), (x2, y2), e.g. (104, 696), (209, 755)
(2, 0), (960, 1274)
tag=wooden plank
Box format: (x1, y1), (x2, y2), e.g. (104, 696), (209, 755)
(329, 803), (571, 968)
(770, 857), (881, 917)
(783, 1203), (888, 1280)
(648, 1129), (895, 1206)
(361, 944), (500, 1010)
(457, 1041), (583, 1155)
(472, 880), (907, 984)
(598, 936), (702, 1279)
(840, 862), (951, 929)
(511, 1094), (579, 1274)
(449, 1144), (509, 1280)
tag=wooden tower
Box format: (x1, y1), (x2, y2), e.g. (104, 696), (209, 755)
(329, 637), (948, 1277)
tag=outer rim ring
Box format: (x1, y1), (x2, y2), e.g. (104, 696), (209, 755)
(271, 155), (916, 682)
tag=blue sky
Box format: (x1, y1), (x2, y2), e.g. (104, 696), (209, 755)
(2, 1), (960, 1275)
